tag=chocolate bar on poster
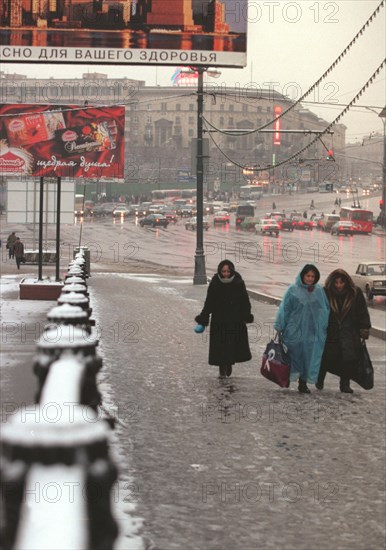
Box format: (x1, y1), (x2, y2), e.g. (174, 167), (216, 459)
(55, 120), (117, 156)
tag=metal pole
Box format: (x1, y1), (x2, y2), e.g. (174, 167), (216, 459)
(55, 177), (61, 281)
(193, 67), (207, 285)
(381, 117), (386, 228)
(38, 177), (44, 281)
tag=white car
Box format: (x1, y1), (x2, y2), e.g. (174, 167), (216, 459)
(255, 219), (280, 236)
(112, 205), (131, 217)
(351, 262), (386, 300)
(213, 211), (230, 224)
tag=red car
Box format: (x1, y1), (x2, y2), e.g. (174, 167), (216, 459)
(293, 218), (313, 231)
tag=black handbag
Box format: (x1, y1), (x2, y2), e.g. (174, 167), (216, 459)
(261, 332), (291, 388)
(351, 340), (374, 390)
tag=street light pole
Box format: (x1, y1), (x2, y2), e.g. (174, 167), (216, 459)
(379, 107), (386, 228)
(193, 67), (207, 284)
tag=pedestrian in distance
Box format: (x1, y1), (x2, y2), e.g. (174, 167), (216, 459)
(310, 200), (315, 209)
(195, 259), (254, 378)
(274, 264), (330, 393)
(14, 237), (25, 270)
(6, 231), (17, 259)
(317, 269), (371, 394)
(272, 202), (277, 210)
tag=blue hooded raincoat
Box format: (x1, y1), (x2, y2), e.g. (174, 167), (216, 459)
(274, 265), (330, 383)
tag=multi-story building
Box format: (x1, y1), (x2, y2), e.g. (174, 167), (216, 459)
(0, 71), (347, 190)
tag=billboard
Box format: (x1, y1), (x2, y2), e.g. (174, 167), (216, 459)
(0, 0), (247, 68)
(0, 104), (125, 179)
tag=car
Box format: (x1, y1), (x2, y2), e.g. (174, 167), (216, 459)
(319, 214), (340, 232)
(235, 203), (255, 226)
(180, 204), (196, 217)
(255, 219), (280, 236)
(113, 205), (132, 217)
(139, 214), (169, 228)
(352, 262), (386, 300)
(330, 221), (359, 236)
(162, 209), (178, 223)
(278, 218), (294, 231)
(214, 211), (230, 224)
(238, 217), (260, 231)
(93, 202), (120, 217)
(292, 218), (313, 230)
(185, 216), (210, 231)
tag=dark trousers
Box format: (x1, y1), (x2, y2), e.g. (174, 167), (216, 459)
(15, 256), (22, 269)
(8, 246), (14, 259)
(317, 363), (350, 386)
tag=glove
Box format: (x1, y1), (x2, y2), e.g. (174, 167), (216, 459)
(244, 313), (254, 324)
(359, 328), (370, 340)
(194, 324), (205, 334)
(195, 314), (209, 327)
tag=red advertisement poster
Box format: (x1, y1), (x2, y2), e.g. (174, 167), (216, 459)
(0, 104), (125, 179)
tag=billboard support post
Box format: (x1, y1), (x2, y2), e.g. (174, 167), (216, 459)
(38, 177), (44, 281)
(56, 177), (61, 282)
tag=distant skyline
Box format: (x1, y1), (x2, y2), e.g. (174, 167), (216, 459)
(1, 0), (384, 141)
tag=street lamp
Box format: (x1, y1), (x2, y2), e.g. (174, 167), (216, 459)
(190, 66), (221, 284)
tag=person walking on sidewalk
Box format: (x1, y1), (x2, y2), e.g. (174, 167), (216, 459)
(274, 264), (330, 393)
(14, 237), (25, 269)
(317, 269), (371, 394)
(195, 259), (254, 378)
(6, 232), (17, 259)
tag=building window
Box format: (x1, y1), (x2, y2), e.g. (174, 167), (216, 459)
(133, 116), (138, 123)
(176, 104), (181, 111)
(147, 104), (152, 111)
(220, 104), (224, 111)
(147, 114), (152, 123)
(131, 104), (138, 111)
(176, 116), (181, 124)
(189, 104), (194, 111)
(220, 117), (224, 126)
(189, 116), (194, 124)
(161, 103), (167, 112)
(228, 118), (234, 126)
(229, 104), (234, 112)
(189, 129), (194, 137)
(242, 104), (248, 113)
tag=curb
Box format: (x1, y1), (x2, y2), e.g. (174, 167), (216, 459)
(247, 289), (386, 341)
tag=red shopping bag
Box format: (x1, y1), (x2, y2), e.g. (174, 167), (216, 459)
(261, 333), (290, 388)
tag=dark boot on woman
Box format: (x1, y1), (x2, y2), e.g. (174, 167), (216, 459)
(298, 379), (311, 393)
(340, 379), (354, 393)
(219, 365), (227, 377)
(226, 365), (233, 377)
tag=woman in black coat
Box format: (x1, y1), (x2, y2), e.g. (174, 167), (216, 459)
(317, 269), (371, 393)
(195, 259), (254, 377)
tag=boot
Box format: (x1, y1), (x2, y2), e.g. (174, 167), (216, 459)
(298, 379), (311, 393)
(340, 379), (353, 393)
(316, 368), (326, 390)
(226, 365), (233, 377)
(219, 365), (227, 377)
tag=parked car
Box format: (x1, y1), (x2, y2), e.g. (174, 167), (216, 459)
(139, 214), (169, 228)
(236, 203), (255, 226)
(185, 216), (210, 231)
(180, 204), (196, 217)
(113, 205), (132, 217)
(214, 211), (230, 224)
(255, 219), (280, 236)
(351, 262), (386, 300)
(93, 202), (119, 217)
(292, 218), (313, 230)
(330, 221), (359, 236)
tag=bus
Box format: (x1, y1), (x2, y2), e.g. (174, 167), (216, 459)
(339, 207), (373, 234)
(151, 189), (196, 202)
(239, 185), (263, 199)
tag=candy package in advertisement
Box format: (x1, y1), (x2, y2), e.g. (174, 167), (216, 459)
(4, 111), (65, 147)
(55, 120), (117, 155)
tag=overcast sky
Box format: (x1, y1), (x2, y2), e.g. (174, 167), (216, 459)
(2, 0), (385, 143)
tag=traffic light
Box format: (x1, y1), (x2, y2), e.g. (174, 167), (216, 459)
(326, 149), (335, 161)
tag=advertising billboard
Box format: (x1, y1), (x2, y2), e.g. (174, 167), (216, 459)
(0, 104), (125, 179)
(0, 0), (247, 68)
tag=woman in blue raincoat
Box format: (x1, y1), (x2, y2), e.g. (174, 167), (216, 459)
(274, 264), (330, 393)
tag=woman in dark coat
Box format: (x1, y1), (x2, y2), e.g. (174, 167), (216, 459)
(317, 269), (371, 393)
(195, 259), (253, 377)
